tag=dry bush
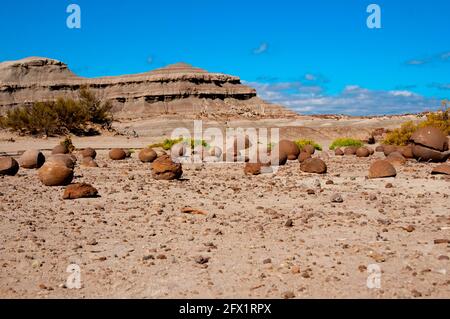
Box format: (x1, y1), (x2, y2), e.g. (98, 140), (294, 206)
(0, 87), (113, 136)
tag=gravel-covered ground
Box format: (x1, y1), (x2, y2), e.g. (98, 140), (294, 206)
(0, 147), (449, 298)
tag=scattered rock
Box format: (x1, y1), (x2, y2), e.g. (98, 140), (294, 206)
(52, 144), (69, 155)
(285, 219), (293, 227)
(344, 147), (357, 155)
(334, 148), (344, 156)
(0, 157), (19, 176)
(19, 149), (45, 169)
(302, 144), (316, 155)
(171, 143), (187, 157)
(244, 162), (270, 175)
(411, 126), (450, 162)
(138, 148), (157, 163)
(431, 164), (450, 175)
(80, 147), (96, 159)
(402, 225), (415, 232)
(109, 148), (127, 160)
(368, 160), (397, 179)
(298, 151), (312, 163)
(263, 258), (272, 264)
(386, 151), (406, 166)
(278, 140), (300, 160)
(383, 145), (398, 156)
(282, 291), (295, 299)
(194, 255), (210, 264)
(375, 145), (384, 153)
(385, 183), (393, 188)
(63, 183), (98, 199)
(37, 162), (74, 186)
(181, 207), (208, 215)
(356, 147), (370, 157)
(434, 239), (449, 244)
(300, 158), (327, 174)
(80, 157), (98, 168)
(398, 145), (414, 159)
(331, 193), (343, 203)
(151, 155), (183, 180)
(47, 154), (76, 169)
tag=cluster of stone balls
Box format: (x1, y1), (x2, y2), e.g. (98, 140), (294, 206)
(243, 126), (450, 178)
(0, 145), (81, 186)
(337, 126), (450, 178)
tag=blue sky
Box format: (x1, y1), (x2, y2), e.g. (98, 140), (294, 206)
(0, 0), (449, 115)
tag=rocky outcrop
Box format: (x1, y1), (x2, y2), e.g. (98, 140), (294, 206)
(0, 57), (296, 118)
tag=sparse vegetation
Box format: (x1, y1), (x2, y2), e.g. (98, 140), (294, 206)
(382, 121), (417, 146)
(0, 86), (113, 136)
(295, 139), (322, 151)
(329, 138), (363, 150)
(60, 136), (75, 153)
(149, 138), (208, 150)
(383, 103), (449, 146)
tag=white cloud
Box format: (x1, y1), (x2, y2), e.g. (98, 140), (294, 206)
(247, 81), (441, 116)
(253, 42), (269, 55)
(389, 90), (416, 97)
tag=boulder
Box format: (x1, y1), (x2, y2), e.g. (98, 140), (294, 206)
(0, 157), (19, 176)
(52, 144), (69, 155)
(383, 145), (398, 156)
(151, 155), (183, 180)
(278, 140), (300, 160)
(244, 162), (271, 175)
(80, 157), (99, 168)
(410, 126), (449, 162)
(19, 150), (45, 169)
(138, 148), (157, 163)
(375, 145), (384, 153)
(411, 126), (448, 151)
(63, 183), (98, 199)
(431, 164), (450, 175)
(411, 144), (450, 162)
(386, 151), (407, 166)
(268, 150), (288, 166)
(298, 151), (312, 163)
(47, 154), (76, 169)
(302, 144), (316, 155)
(334, 148), (344, 156)
(109, 148), (127, 160)
(300, 158), (327, 174)
(356, 147), (370, 157)
(344, 147), (357, 155)
(398, 145), (414, 159)
(80, 147), (96, 159)
(368, 160), (397, 179)
(171, 143), (187, 157)
(37, 162), (74, 186)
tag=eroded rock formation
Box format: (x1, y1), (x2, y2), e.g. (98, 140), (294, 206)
(0, 57), (295, 118)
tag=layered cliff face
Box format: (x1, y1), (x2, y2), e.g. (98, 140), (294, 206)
(0, 57), (295, 118)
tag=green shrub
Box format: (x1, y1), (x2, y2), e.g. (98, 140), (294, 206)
(417, 105), (449, 135)
(382, 121), (417, 146)
(295, 139), (322, 151)
(149, 138), (208, 150)
(329, 138), (363, 150)
(0, 87), (113, 136)
(383, 104), (449, 146)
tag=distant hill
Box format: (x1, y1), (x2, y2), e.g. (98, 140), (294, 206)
(0, 57), (296, 119)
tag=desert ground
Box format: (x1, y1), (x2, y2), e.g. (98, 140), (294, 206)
(0, 115), (449, 298)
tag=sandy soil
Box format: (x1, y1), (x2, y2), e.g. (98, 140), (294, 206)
(0, 116), (449, 299)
